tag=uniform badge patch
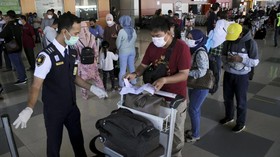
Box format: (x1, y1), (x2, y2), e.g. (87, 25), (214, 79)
(36, 54), (45, 67)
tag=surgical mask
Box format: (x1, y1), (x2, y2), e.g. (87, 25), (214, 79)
(18, 20), (23, 25)
(55, 28), (58, 31)
(106, 21), (113, 25)
(185, 39), (197, 48)
(47, 15), (53, 19)
(152, 35), (167, 48)
(64, 31), (79, 46)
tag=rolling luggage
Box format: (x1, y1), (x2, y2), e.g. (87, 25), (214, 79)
(94, 108), (160, 157)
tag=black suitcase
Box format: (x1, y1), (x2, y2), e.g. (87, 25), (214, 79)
(254, 27), (266, 39)
(95, 108), (160, 157)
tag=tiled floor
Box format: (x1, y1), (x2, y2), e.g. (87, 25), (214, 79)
(1, 27), (280, 157)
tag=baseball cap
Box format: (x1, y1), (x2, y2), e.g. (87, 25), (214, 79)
(226, 23), (242, 41)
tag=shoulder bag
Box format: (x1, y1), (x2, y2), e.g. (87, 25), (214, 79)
(142, 38), (177, 84)
(4, 26), (20, 52)
(187, 48), (215, 89)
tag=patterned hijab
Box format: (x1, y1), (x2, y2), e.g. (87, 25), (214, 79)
(119, 15), (134, 41)
(76, 21), (98, 57)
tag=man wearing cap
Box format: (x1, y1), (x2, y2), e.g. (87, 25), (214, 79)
(219, 23), (259, 133)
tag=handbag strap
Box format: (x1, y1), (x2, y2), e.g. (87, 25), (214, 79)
(163, 38), (177, 62)
(192, 47), (207, 68)
(78, 35), (92, 48)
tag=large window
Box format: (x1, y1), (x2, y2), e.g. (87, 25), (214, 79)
(75, 0), (98, 20)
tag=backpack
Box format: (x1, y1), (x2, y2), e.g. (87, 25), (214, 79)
(79, 36), (94, 64)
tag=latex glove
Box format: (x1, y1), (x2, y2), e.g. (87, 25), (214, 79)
(90, 85), (108, 99)
(13, 107), (33, 129)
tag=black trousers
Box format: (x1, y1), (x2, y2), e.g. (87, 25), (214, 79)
(102, 70), (115, 90)
(23, 47), (35, 70)
(44, 104), (87, 157)
(34, 28), (41, 43)
(0, 44), (12, 69)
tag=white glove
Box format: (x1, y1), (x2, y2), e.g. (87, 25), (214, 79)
(90, 85), (108, 99)
(13, 107), (33, 129)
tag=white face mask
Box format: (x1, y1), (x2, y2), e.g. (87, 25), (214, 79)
(106, 20), (113, 25)
(47, 15), (53, 19)
(185, 39), (197, 48)
(152, 35), (167, 48)
(18, 20), (23, 25)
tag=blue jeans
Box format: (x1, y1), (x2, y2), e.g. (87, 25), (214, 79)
(223, 71), (249, 126)
(8, 52), (26, 81)
(118, 51), (136, 87)
(188, 88), (209, 138)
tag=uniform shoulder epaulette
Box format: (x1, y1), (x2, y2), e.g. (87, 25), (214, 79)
(44, 46), (56, 55)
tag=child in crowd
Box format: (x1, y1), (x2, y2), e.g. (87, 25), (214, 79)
(99, 41), (119, 91)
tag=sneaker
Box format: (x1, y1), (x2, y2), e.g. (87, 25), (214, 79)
(185, 130), (200, 143)
(232, 125), (246, 133)
(185, 134), (200, 143)
(219, 118), (234, 125)
(14, 80), (27, 85)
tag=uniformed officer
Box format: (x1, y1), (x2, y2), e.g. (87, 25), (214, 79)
(13, 13), (108, 157)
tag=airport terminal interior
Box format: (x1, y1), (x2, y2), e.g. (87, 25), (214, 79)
(0, 26), (280, 157)
(1, 0), (280, 156)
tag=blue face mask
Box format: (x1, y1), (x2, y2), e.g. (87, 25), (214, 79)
(64, 30), (79, 46)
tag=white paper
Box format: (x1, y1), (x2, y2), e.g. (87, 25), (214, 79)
(119, 79), (156, 95)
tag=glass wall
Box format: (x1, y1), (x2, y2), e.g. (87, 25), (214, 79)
(75, 0), (98, 20)
(35, 0), (64, 19)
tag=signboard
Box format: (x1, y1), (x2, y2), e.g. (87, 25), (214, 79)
(35, 0), (63, 18)
(0, 0), (21, 14)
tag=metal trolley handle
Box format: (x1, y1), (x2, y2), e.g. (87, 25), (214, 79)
(1, 114), (19, 157)
(154, 91), (185, 109)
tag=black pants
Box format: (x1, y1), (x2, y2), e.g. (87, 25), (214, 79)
(23, 47), (35, 70)
(274, 26), (280, 46)
(102, 70), (115, 90)
(34, 28), (41, 43)
(223, 72), (249, 126)
(0, 44), (12, 69)
(44, 105), (87, 157)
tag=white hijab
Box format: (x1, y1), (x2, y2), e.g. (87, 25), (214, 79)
(209, 19), (234, 48)
(106, 13), (115, 27)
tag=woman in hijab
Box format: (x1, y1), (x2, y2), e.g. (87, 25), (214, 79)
(103, 13), (120, 84)
(75, 21), (105, 100)
(116, 15), (137, 87)
(184, 29), (209, 142)
(104, 13), (120, 53)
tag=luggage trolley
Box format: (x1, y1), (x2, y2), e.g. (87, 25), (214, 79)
(102, 91), (185, 157)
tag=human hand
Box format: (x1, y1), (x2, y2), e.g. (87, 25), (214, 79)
(111, 33), (117, 38)
(125, 72), (137, 81)
(227, 54), (243, 63)
(13, 107), (33, 129)
(90, 85), (108, 99)
(152, 77), (167, 91)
